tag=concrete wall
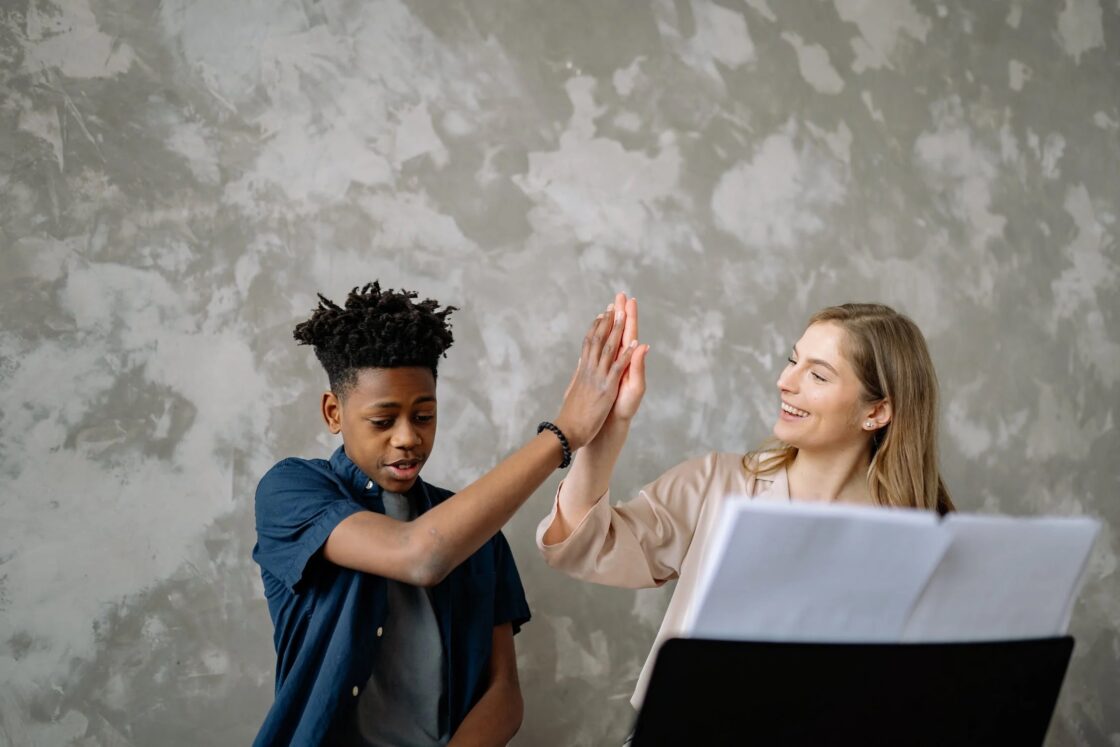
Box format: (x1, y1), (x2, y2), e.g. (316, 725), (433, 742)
(1, 1), (1117, 744)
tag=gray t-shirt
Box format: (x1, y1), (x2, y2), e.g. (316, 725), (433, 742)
(350, 490), (448, 746)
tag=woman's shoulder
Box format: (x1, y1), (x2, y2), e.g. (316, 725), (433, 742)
(664, 450), (781, 476)
(655, 451), (757, 490)
(641, 450), (786, 502)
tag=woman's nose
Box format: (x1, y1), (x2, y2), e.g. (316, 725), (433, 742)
(777, 365), (796, 393)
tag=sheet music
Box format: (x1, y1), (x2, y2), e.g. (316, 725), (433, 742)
(901, 513), (1100, 641)
(683, 501), (951, 642)
(683, 500), (1100, 643)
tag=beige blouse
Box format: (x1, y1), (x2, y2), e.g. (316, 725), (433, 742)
(535, 452), (791, 709)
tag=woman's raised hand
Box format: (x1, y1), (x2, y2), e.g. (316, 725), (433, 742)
(609, 292), (649, 423)
(553, 301), (639, 450)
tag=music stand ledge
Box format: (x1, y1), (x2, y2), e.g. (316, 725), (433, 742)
(631, 636), (1074, 747)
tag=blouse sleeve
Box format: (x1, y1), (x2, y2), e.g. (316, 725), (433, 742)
(535, 452), (725, 589)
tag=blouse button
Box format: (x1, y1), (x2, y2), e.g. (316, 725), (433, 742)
(376, 626), (384, 638)
(352, 686), (359, 697)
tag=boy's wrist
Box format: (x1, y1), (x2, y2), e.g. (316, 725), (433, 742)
(536, 421), (573, 468)
(549, 416), (585, 451)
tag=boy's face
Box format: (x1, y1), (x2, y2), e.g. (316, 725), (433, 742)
(322, 366), (438, 494)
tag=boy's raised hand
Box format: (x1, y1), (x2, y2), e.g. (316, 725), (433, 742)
(553, 300), (639, 450)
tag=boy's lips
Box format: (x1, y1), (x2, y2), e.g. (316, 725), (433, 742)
(384, 458), (424, 479)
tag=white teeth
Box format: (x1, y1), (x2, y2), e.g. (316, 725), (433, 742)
(781, 402), (809, 418)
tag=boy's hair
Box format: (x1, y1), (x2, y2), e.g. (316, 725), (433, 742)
(293, 282), (456, 397)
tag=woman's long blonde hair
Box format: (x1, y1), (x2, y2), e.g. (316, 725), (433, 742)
(746, 303), (954, 514)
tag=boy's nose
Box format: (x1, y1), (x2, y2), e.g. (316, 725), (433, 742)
(391, 423), (421, 448)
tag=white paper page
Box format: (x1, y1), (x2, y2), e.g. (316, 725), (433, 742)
(683, 500), (950, 643)
(901, 514), (1100, 641)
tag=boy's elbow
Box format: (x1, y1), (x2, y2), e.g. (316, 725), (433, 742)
(409, 565), (446, 588)
(405, 531), (453, 588)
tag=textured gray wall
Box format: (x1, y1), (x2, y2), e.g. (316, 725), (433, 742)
(1, 0), (1118, 744)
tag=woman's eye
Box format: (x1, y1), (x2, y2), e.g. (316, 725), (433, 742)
(811, 371), (826, 382)
(786, 357), (797, 366)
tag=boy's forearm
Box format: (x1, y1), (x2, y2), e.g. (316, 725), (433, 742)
(413, 431), (567, 585)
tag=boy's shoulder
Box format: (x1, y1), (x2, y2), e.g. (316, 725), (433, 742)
(258, 455), (334, 487)
(254, 455), (350, 513)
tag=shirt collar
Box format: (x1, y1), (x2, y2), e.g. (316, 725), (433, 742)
(752, 462), (791, 503)
(330, 445), (382, 498)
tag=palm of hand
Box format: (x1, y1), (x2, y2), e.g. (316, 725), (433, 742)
(612, 368), (643, 421)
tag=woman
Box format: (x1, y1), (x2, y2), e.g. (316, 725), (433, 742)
(536, 296), (954, 711)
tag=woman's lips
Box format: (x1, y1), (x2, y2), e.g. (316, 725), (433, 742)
(779, 401), (809, 420)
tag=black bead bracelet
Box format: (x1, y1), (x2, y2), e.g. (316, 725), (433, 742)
(537, 421), (573, 469)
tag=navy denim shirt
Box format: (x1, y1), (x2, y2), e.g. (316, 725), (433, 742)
(252, 446), (531, 747)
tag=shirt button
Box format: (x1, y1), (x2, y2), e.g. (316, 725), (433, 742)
(365, 480), (374, 490)
(376, 626), (384, 638)
(352, 686), (359, 697)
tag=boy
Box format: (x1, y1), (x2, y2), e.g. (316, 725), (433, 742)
(252, 282), (636, 746)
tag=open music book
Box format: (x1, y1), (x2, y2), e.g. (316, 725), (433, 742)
(681, 500), (1099, 643)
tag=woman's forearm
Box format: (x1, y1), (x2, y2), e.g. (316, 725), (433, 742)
(542, 416), (631, 545)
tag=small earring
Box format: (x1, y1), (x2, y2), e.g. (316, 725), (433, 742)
(865, 420), (874, 429)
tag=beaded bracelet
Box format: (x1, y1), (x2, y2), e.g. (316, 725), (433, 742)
(537, 421), (573, 469)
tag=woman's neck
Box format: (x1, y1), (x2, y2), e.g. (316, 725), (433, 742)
(786, 443), (873, 505)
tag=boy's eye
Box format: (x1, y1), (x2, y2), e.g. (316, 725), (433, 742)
(414, 413), (435, 424)
(370, 419), (393, 428)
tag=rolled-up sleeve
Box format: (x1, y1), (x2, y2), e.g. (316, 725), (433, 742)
(535, 453), (721, 589)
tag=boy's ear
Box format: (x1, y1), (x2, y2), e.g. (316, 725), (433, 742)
(321, 391), (343, 434)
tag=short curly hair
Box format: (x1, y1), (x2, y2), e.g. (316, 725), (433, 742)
(293, 282), (456, 397)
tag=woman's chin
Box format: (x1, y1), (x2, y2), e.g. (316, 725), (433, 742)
(772, 426), (805, 450)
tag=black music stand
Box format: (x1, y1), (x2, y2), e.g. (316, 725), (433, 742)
(631, 636), (1074, 746)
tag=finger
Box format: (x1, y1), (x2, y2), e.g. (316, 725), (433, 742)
(582, 312), (604, 366)
(598, 303), (625, 374)
(608, 339), (640, 383)
(612, 292), (629, 358)
(618, 296), (638, 358)
(589, 304), (616, 366)
(614, 291), (626, 321)
(630, 343), (649, 389)
(617, 342), (648, 395)
(627, 297), (639, 344)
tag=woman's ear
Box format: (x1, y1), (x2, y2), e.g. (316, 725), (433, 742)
(321, 391), (343, 434)
(864, 399), (892, 430)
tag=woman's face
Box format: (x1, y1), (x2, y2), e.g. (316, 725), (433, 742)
(773, 321), (871, 452)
